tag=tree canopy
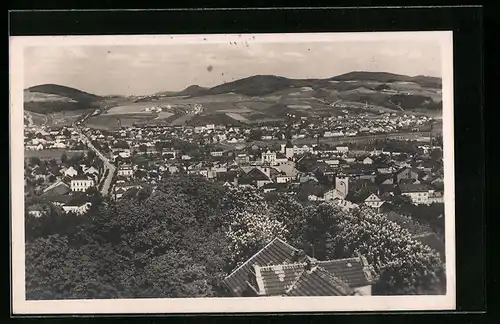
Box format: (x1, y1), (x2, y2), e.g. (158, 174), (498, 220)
(25, 175), (446, 299)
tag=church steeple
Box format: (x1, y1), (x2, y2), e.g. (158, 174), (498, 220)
(335, 171), (349, 198)
(285, 139), (294, 159)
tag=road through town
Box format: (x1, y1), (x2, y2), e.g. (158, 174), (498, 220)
(75, 126), (116, 196)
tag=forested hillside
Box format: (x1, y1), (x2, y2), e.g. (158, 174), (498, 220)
(25, 175), (445, 299)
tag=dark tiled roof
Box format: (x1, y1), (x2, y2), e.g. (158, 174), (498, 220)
(71, 175), (92, 181)
(48, 194), (72, 204)
(262, 182), (289, 190)
(43, 181), (71, 197)
(286, 266), (353, 296)
(242, 168), (271, 181)
(66, 194), (90, 206)
(258, 263), (305, 296)
(318, 257), (374, 288)
(223, 238), (305, 296)
(399, 183), (431, 193)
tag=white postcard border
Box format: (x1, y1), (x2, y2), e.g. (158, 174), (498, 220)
(10, 31), (455, 314)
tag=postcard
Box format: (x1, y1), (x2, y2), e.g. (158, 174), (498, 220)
(10, 31), (455, 314)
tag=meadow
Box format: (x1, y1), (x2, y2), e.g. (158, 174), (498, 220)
(24, 149), (86, 161)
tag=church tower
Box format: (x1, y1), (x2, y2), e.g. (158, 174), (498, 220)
(285, 140), (294, 159)
(335, 172), (349, 198)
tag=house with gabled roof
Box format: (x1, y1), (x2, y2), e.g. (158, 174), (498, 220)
(238, 167), (273, 188)
(62, 195), (92, 215)
(399, 183), (433, 205)
(223, 237), (377, 297)
(394, 167), (420, 184)
(42, 179), (71, 197)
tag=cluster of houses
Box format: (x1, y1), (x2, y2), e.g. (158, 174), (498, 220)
(315, 112), (432, 137)
(36, 111), (433, 154)
(105, 136), (443, 211)
(24, 127), (86, 151)
(26, 163), (102, 217)
(24, 119), (443, 218)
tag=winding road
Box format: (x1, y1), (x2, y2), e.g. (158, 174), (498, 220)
(75, 126), (116, 196)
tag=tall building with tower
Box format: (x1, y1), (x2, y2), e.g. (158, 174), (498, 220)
(429, 119), (433, 147)
(285, 140), (294, 159)
(335, 172), (349, 197)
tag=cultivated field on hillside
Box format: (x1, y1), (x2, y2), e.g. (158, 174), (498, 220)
(66, 72), (443, 130)
(24, 149), (86, 161)
(50, 110), (92, 127)
(86, 114), (155, 130)
(104, 103), (157, 115)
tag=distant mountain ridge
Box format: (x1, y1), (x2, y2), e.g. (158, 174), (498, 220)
(24, 84), (103, 114)
(26, 84), (102, 101)
(330, 71), (441, 88)
(24, 71), (442, 114)
(159, 72), (441, 98)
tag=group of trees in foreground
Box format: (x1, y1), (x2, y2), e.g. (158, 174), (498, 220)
(25, 175), (445, 299)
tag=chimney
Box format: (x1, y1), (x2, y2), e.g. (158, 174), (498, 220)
(304, 258), (312, 271)
(253, 264), (265, 295)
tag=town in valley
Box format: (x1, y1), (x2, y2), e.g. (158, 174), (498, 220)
(23, 41), (447, 299)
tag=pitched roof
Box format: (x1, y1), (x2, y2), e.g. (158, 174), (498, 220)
(399, 183), (431, 193)
(257, 263), (305, 296)
(65, 194), (91, 207)
(345, 186), (379, 203)
(223, 238), (308, 296)
(286, 266), (354, 296)
(318, 257), (375, 288)
(242, 168), (271, 181)
(48, 194), (73, 204)
(71, 175), (93, 181)
(224, 238), (377, 297)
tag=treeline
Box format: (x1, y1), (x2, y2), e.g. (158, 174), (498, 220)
(25, 175), (445, 299)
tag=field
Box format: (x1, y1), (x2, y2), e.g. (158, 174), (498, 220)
(24, 111), (48, 127)
(170, 114), (194, 126)
(24, 149), (86, 161)
(50, 110), (92, 127)
(225, 112), (249, 122)
(86, 114), (156, 130)
(24, 110), (90, 128)
(79, 75), (442, 130)
(104, 103), (155, 115)
(156, 111), (175, 119)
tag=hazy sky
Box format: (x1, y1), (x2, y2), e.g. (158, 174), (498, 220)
(24, 40), (442, 96)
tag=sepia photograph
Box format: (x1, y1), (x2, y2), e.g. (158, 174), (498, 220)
(10, 31), (455, 313)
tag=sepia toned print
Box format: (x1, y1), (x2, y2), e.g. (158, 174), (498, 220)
(10, 32), (455, 313)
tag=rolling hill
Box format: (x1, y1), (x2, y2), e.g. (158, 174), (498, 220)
(166, 72), (443, 112)
(157, 72), (441, 99)
(330, 71), (442, 88)
(24, 84), (103, 114)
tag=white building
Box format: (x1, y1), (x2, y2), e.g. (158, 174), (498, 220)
(276, 175), (293, 183)
(117, 165), (134, 177)
(64, 166), (78, 178)
(84, 166), (100, 176)
(261, 150), (277, 164)
(70, 176), (95, 192)
(210, 151), (224, 157)
(364, 193), (384, 208)
(400, 184), (431, 205)
(63, 201), (92, 215)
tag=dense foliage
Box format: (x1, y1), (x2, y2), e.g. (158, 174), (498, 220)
(25, 176), (446, 299)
